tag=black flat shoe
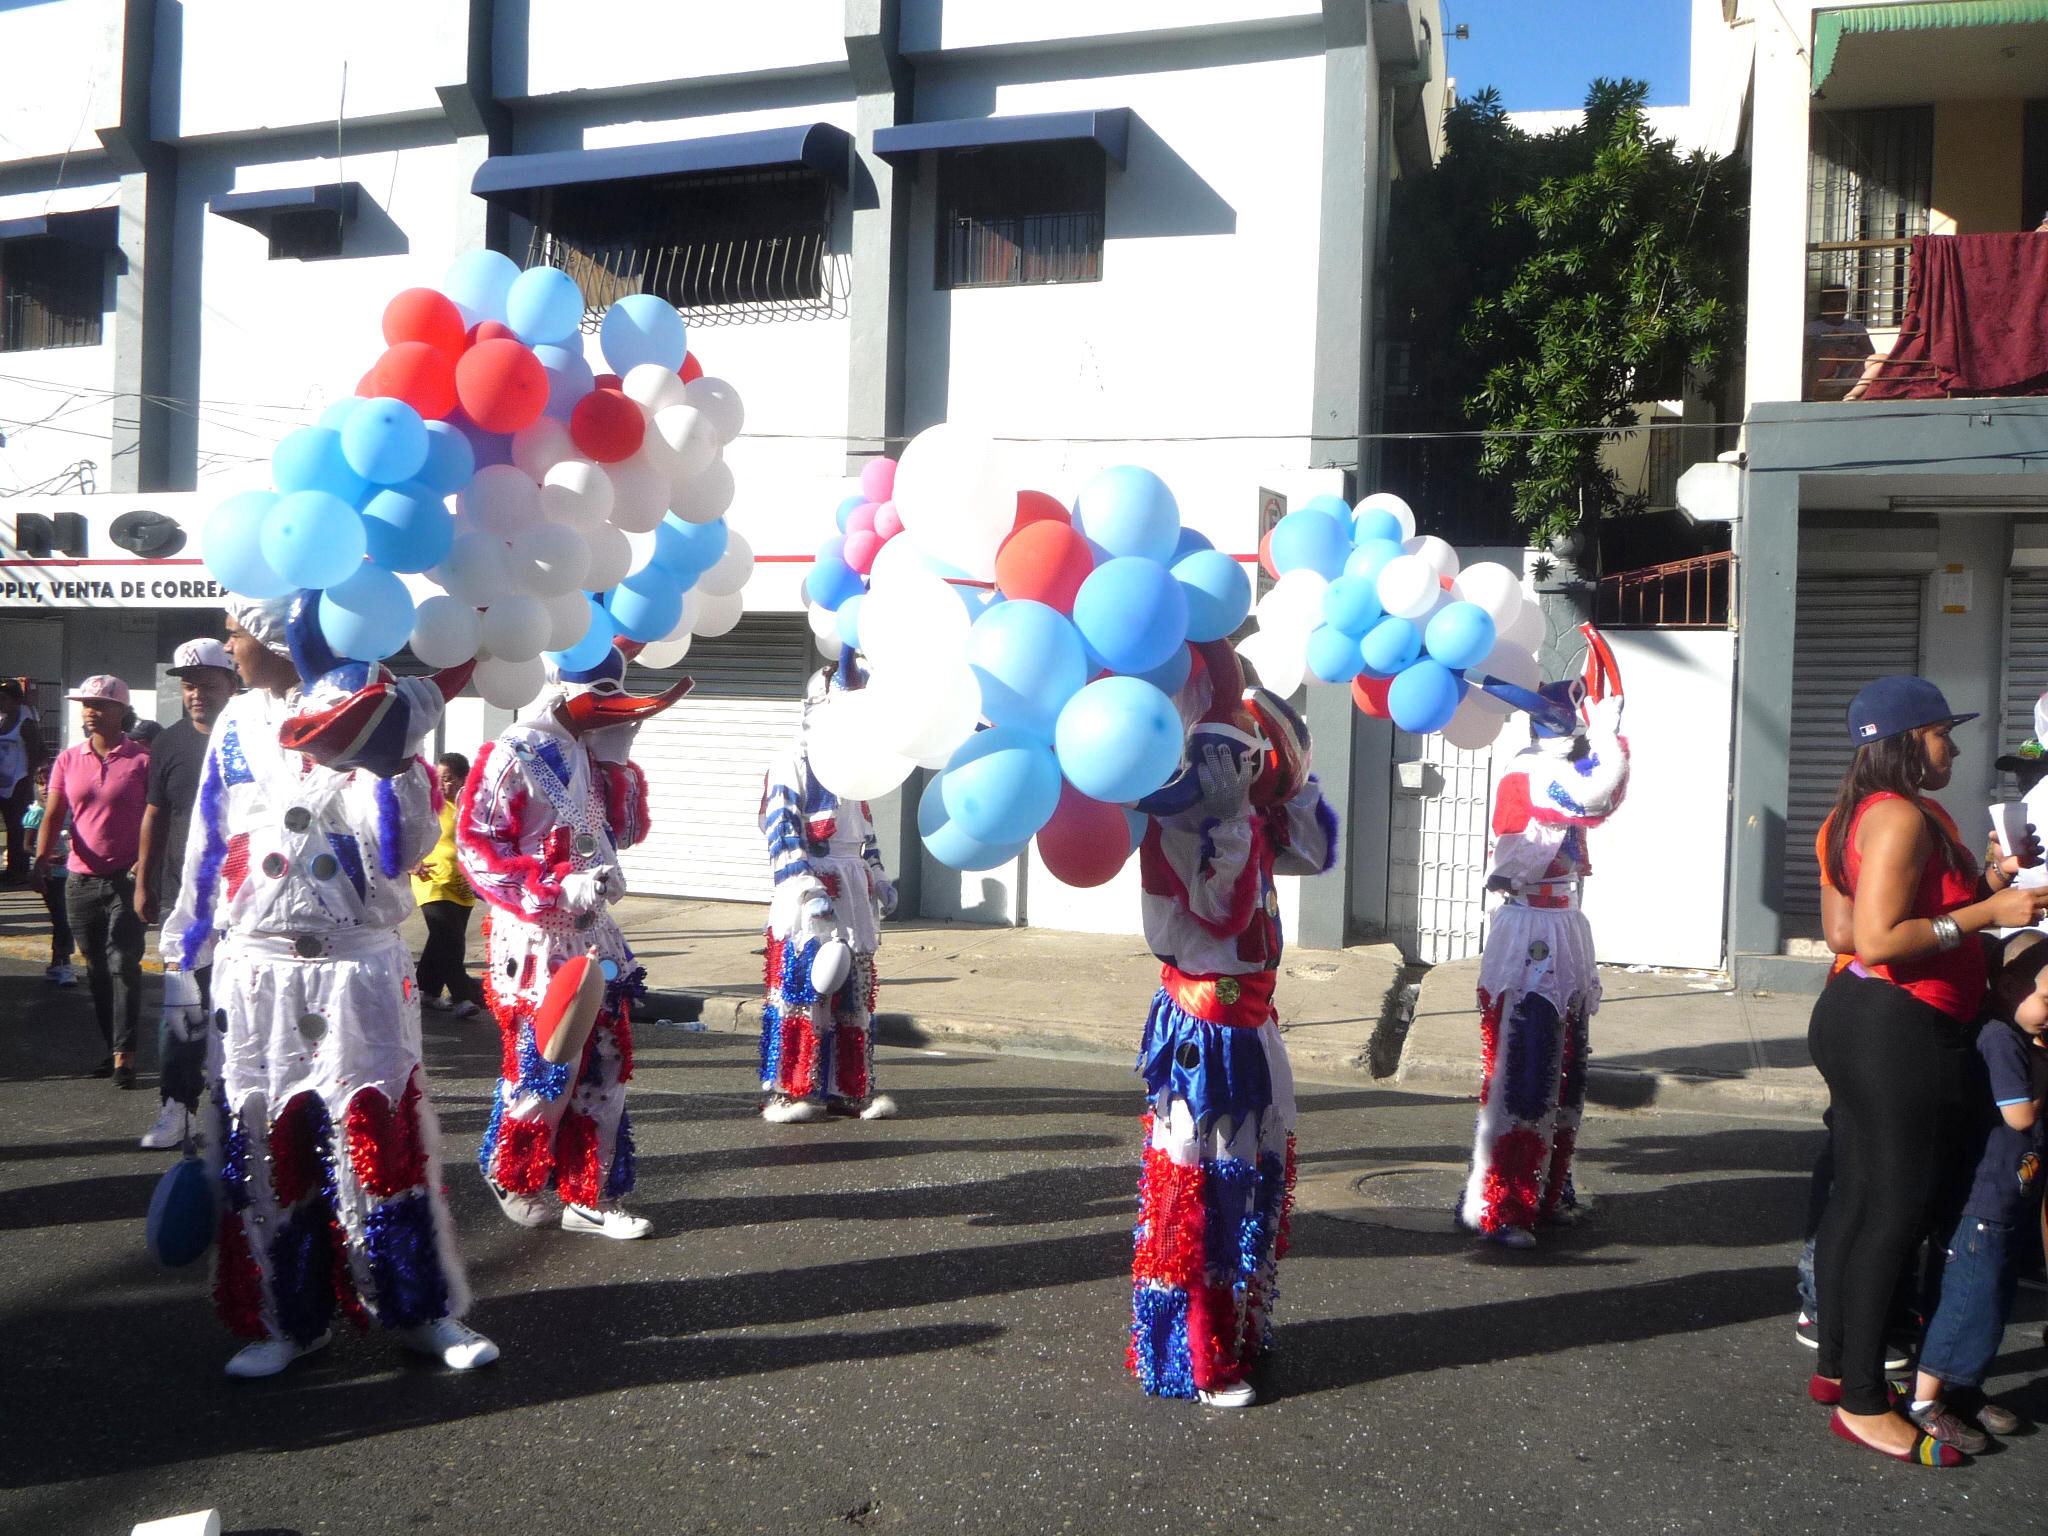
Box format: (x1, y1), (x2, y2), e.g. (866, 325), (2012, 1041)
(88, 1057), (113, 1079)
(112, 1062), (136, 1089)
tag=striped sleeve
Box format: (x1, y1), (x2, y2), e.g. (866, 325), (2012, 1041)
(760, 749), (814, 887)
(455, 739), (567, 917)
(597, 760), (651, 850)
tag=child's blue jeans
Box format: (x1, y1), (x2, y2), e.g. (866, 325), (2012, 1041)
(1916, 1215), (2019, 1391)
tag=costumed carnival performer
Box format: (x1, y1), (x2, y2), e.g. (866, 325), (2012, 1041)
(456, 641), (690, 1238)
(1457, 625), (1630, 1249)
(1127, 641), (1339, 1408)
(160, 593), (496, 1378)
(758, 649), (899, 1123)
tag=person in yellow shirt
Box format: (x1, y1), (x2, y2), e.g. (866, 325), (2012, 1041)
(414, 754), (483, 1016)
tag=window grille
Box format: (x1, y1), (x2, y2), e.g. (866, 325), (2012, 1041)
(936, 142), (1105, 290)
(0, 236), (104, 352)
(523, 167), (848, 328)
(1594, 550), (1733, 629)
(1807, 107), (1933, 328)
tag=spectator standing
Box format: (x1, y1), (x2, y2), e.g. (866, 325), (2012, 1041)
(21, 762), (74, 984)
(0, 679), (48, 884)
(412, 753), (485, 1017)
(135, 638), (239, 1148)
(34, 676), (150, 1086)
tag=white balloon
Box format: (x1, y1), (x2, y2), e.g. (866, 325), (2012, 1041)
(433, 531), (515, 607)
(636, 633), (693, 669)
(815, 627), (842, 660)
(682, 376), (745, 444)
(1355, 491), (1415, 541)
(891, 422), (1013, 581)
(478, 593), (552, 663)
(473, 652), (544, 709)
(510, 523), (591, 598)
(511, 416), (577, 482)
(805, 692), (914, 800)
(544, 589), (594, 651)
(1451, 561), (1525, 632)
(460, 464), (543, 541)
(1402, 534), (1461, 582)
(860, 568), (970, 671)
(540, 458), (613, 531)
(1376, 553), (1441, 622)
(867, 659), (982, 763)
(622, 524), (659, 578)
(868, 530), (969, 592)
(669, 456), (735, 525)
(1259, 569), (1329, 636)
(807, 600), (839, 641)
(622, 362), (690, 415)
(1504, 599), (1547, 653)
(696, 528), (754, 598)
(693, 589), (744, 638)
(631, 415), (681, 486)
(582, 524), (633, 592)
(1467, 637), (1540, 715)
(1442, 694), (1506, 751)
(604, 455), (670, 534)
(1238, 627), (1307, 697)
(653, 405), (720, 483)
(410, 594), (481, 667)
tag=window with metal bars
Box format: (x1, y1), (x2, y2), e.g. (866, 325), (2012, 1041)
(1807, 107), (1933, 328)
(0, 236), (104, 352)
(936, 142), (1105, 290)
(524, 167), (846, 327)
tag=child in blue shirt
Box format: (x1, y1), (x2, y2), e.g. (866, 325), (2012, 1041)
(1907, 932), (2048, 1453)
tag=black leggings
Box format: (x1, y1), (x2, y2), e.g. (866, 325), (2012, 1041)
(416, 900), (482, 1006)
(1808, 973), (1977, 1415)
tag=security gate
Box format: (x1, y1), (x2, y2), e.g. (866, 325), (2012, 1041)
(1386, 725), (1496, 963)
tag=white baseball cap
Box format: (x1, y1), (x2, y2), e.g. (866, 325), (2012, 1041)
(168, 638), (236, 677)
(67, 675), (131, 705)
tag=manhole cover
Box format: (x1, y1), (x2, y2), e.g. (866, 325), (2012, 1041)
(1295, 1160), (1465, 1232)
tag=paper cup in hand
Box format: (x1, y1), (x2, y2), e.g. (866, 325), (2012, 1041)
(1991, 802), (2032, 862)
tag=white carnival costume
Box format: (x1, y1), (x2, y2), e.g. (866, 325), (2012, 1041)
(1458, 628), (1629, 1244)
(162, 594), (490, 1373)
(457, 645), (687, 1236)
(757, 661), (899, 1122)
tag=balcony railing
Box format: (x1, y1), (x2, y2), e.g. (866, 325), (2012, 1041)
(1593, 551), (1733, 630)
(1803, 234), (1997, 401)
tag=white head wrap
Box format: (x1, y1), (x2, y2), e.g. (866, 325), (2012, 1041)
(225, 595), (295, 658)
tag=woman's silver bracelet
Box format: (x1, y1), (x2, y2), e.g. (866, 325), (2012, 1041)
(1931, 913), (1964, 951)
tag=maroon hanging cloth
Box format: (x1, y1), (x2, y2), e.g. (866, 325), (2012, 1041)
(1862, 233), (2048, 400)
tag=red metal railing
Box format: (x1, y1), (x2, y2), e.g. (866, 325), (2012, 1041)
(1594, 550), (1733, 629)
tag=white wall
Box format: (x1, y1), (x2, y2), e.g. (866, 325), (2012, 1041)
(1577, 629), (1735, 970)
(899, 0), (1319, 55)
(507, 0), (847, 99)
(0, 0), (125, 162)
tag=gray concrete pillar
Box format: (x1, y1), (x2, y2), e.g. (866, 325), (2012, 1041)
(1728, 454), (1797, 965)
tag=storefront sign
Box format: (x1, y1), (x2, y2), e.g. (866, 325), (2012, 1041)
(0, 492), (232, 608)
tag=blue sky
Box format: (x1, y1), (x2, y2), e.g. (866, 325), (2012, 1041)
(1441, 0), (1692, 112)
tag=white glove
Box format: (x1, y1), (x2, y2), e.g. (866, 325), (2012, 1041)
(1587, 693), (1625, 737)
(873, 877), (899, 921)
(395, 675), (449, 756)
(583, 721), (640, 767)
(1194, 740), (1259, 821)
(561, 868), (611, 912)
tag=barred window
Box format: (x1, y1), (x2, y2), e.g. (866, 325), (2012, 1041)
(936, 142), (1105, 290)
(0, 236), (104, 352)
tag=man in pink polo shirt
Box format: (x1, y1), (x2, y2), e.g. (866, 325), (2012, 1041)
(34, 676), (151, 1086)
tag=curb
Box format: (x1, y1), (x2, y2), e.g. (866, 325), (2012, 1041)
(1394, 1051), (1829, 1121)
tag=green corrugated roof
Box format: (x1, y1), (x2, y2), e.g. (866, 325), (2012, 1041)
(1814, 2), (2048, 92)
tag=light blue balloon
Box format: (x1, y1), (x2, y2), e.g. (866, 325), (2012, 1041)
(1171, 549), (1251, 643)
(836, 592), (865, 649)
(966, 599), (1087, 740)
(202, 490), (293, 598)
(505, 266), (585, 348)
(1134, 643), (1193, 695)
(917, 775), (1029, 872)
(651, 514), (728, 581)
(261, 491), (366, 590)
(600, 293), (689, 376)
(416, 420), (476, 499)
(272, 426), (371, 503)
(1388, 659), (1462, 734)
(940, 725), (1063, 845)
(805, 553), (864, 611)
(1360, 616), (1422, 677)
(1268, 508), (1351, 581)
(319, 562), (416, 662)
(835, 494), (868, 534)
(1071, 556), (1187, 675)
(534, 343), (596, 422)
(605, 565), (683, 642)
(1344, 536), (1405, 586)
(1072, 465), (1181, 565)
(318, 398), (362, 431)
(1301, 493), (1352, 522)
(442, 250), (520, 326)
(1054, 676), (1184, 804)
(1123, 807), (1148, 853)
(1306, 623), (1366, 684)
(1351, 505), (1405, 545)
(340, 397), (429, 487)
(1424, 601), (1497, 673)
(1321, 574), (1383, 638)
(1171, 525), (1216, 561)
(546, 601), (616, 671)
(359, 482), (454, 574)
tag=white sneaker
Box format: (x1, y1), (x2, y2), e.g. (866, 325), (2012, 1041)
(1487, 1226), (1537, 1250)
(138, 1100), (188, 1150)
(1198, 1381), (1257, 1408)
(48, 964), (76, 987)
(762, 1095), (827, 1123)
(487, 1180), (554, 1229)
(454, 1000), (485, 1019)
(397, 1316), (499, 1370)
(859, 1094), (899, 1121)
(421, 995), (452, 1012)
(561, 1201), (651, 1239)
(225, 1331), (330, 1379)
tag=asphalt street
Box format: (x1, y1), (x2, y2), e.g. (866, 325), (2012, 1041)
(0, 955), (2041, 1535)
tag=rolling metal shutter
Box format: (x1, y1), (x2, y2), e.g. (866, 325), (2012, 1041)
(2001, 574), (2048, 756)
(1783, 574), (1923, 917)
(617, 614), (814, 901)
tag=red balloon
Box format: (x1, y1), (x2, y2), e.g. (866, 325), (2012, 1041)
(873, 501), (904, 541)
(846, 503), (878, 538)
(383, 288), (467, 359)
(454, 338), (549, 435)
(592, 372), (623, 393)
(844, 528), (883, 575)
(569, 388), (646, 463)
(1259, 528), (1277, 579)
(1351, 674), (1393, 718)
(679, 352), (704, 384)
(995, 520), (1096, 613)
(367, 341), (458, 420)
(1013, 489), (1070, 532)
(466, 319), (519, 348)
(355, 369), (378, 398)
(1036, 781), (1131, 888)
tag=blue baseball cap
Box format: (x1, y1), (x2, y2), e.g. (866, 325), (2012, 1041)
(1846, 676), (1976, 745)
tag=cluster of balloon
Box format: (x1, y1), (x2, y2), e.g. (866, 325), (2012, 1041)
(798, 429), (1253, 886)
(1238, 491), (1543, 750)
(201, 252), (754, 710)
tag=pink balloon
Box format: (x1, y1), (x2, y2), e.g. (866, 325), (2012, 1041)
(844, 528), (883, 575)
(873, 501), (904, 541)
(860, 457), (897, 504)
(846, 503), (878, 538)
(1036, 781), (1131, 888)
